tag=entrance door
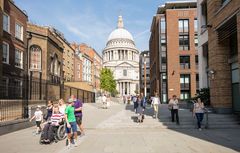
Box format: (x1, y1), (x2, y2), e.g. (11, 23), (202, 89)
(231, 62), (240, 112)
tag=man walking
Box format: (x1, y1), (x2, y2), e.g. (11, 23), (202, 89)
(65, 98), (78, 148)
(71, 95), (85, 136)
(168, 95), (180, 125)
(102, 94), (107, 109)
(152, 92), (160, 119)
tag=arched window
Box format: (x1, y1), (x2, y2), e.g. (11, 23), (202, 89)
(30, 45), (41, 70)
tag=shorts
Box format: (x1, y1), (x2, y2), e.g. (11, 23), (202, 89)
(36, 121), (41, 128)
(65, 121), (77, 134)
(75, 116), (82, 125)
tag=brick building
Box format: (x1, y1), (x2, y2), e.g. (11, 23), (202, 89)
(50, 28), (75, 82)
(1, 0), (28, 99)
(71, 43), (102, 93)
(73, 49), (82, 82)
(27, 23), (64, 100)
(150, 1), (198, 103)
(139, 50), (150, 97)
(201, 0), (240, 113)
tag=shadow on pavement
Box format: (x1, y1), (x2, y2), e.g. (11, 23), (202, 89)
(125, 103), (240, 152)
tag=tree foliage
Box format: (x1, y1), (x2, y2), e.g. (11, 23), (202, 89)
(100, 68), (117, 94)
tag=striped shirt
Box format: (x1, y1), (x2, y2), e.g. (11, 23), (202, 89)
(50, 113), (64, 126)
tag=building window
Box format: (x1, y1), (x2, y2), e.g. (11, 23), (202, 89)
(180, 74), (190, 90)
(15, 49), (23, 68)
(195, 34), (198, 49)
(201, 1), (208, 32)
(180, 56), (190, 69)
(196, 74), (199, 92)
(3, 13), (10, 32)
(123, 69), (127, 76)
(160, 18), (166, 33)
(180, 91), (190, 100)
(14, 79), (23, 98)
(15, 23), (23, 41)
(180, 74), (190, 100)
(194, 19), (198, 33)
(1, 77), (9, 97)
(30, 45), (42, 70)
(195, 55), (199, 70)
(179, 19), (189, 50)
(2, 42), (9, 64)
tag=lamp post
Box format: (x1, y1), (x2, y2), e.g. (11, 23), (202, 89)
(144, 54), (147, 97)
(25, 32), (32, 118)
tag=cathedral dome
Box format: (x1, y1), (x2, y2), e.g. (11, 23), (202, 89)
(107, 16), (134, 42)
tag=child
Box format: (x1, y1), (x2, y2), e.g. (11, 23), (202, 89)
(30, 105), (43, 134)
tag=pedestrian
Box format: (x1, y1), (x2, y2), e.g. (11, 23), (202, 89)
(106, 94), (111, 108)
(71, 95), (85, 136)
(152, 92), (160, 119)
(123, 95), (126, 104)
(102, 94), (107, 109)
(193, 98), (205, 131)
(41, 105), (64, 143)
(168, 95), (180, 125)
(133, 95), (138, 113)
(30, 105), (43, 134)
(45, 100), (53, 121)
(65, 98), (78, 148)
(58, 99), (66, 115)
(140, 92), (147, 113)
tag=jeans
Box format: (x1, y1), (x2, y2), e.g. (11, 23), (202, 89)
(195, 113), (204, 128)
(171, 109), (179, 124)
(42, 123), (57, 141)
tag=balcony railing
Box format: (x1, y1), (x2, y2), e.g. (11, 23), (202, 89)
(180, 83), (190, 90)
(180, 63), (190, 69)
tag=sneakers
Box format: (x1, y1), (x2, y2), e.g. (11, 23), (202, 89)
(199, 128), (202, 131)
(73, 143), (78, 147)
(67, 143), (71, 149)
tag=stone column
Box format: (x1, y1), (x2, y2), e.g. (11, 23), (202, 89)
(123, 82), (125, 95)
(119, 82), (122, 95)
(127, 82), (130, 95)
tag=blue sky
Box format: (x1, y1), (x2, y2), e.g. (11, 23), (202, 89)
(15, 0), (180, 54)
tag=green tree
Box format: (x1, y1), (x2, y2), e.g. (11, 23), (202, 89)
(100, 68), (117, 95)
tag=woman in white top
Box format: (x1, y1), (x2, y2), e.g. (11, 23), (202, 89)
(58, 99), (66, 115)
(152, 92), (160, 119)
(193, 98), (205, 131)
(168, 95), (179, 125)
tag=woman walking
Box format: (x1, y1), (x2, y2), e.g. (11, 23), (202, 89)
(45, 100), (53, 121)
(193, 98), (205, 131)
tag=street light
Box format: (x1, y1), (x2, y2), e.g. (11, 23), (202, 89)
(144, 54), (147, 97)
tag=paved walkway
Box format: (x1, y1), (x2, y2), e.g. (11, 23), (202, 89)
(0, 101), (240, 153)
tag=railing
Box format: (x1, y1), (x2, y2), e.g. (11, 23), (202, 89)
(0, 100), (24, 122)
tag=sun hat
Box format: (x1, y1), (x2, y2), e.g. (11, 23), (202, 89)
(67, 98), (74, 103)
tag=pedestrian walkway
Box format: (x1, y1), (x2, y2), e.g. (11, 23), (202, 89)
(0, 100), (240, 153)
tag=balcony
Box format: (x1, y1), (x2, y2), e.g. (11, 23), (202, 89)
(180, 63), (190, 70)
(50, 74), (61, 84)
(180, 83), (190, 90)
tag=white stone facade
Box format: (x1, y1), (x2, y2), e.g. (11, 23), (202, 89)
(103, 16), (140, 96)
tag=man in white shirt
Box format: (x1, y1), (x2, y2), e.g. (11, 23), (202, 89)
(152, 92), (160, 119)
(168, 95), (179, 125)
